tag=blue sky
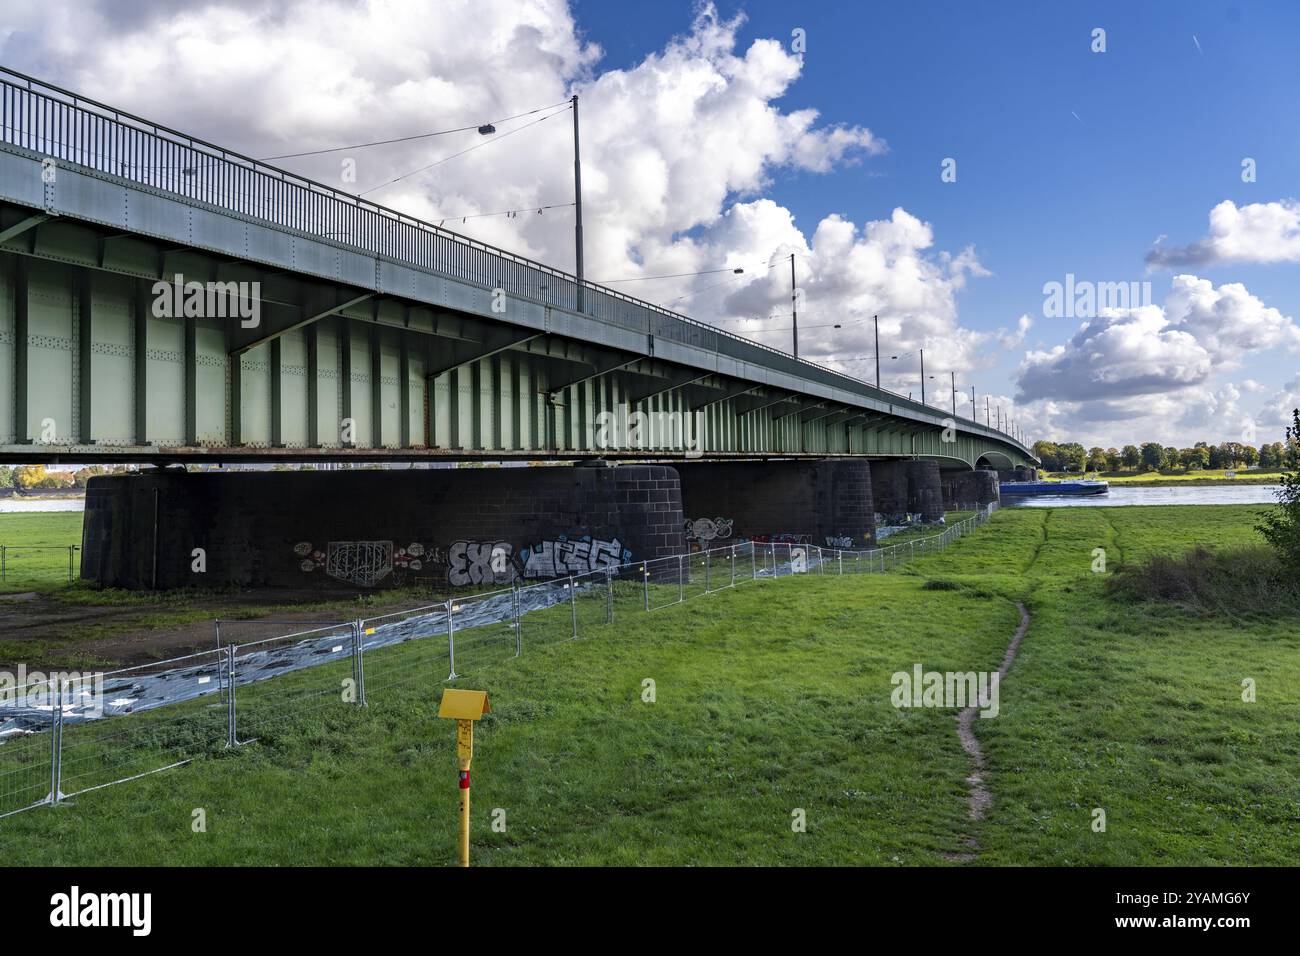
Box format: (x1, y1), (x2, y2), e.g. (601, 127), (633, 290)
(569, 0), (1300, 445)
(7, 0), (1299, 447)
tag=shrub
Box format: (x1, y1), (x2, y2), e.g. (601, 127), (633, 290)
(1257, 407), (1300, 570)
(1108, 544), (1300, 618)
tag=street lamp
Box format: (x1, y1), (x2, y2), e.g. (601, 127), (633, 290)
(789, 253), (799, 359)
(476, 98), (585, 311)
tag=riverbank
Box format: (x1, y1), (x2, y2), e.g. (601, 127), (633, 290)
(1045, 468), (1285, 487)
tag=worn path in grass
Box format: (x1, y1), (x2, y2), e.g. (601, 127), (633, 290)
(913, 505), (1300, 865)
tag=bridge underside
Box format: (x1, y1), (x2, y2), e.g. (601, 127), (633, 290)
(0, 211), (1030, 470)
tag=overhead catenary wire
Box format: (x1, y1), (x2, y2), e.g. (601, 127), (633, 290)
(259, 99), (574, 161)
(357, 103), (572, 198)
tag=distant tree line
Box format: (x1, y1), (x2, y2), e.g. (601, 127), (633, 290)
(0, 464), (136, 489)
(1033, 438), (1300, 474)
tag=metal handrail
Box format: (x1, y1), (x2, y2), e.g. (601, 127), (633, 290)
(0, 64), (1032, 453)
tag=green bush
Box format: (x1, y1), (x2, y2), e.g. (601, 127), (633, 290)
(1109, 543), (1300, 617)
(1257, 407), (1300, 570)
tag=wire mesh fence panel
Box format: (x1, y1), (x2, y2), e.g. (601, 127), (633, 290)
(731, 542), (759, 585)
(446, 588), (525, 678)
(514, 578), (579, 655)
(231, 624), (358, 745)
(570, 570), (613, 638)
(0, 546), (79, 590)
(358, 602), (452, 696)
(0, 678), (55, 818)
(57, 650), (229, 799)
(640, 557), (683, 612)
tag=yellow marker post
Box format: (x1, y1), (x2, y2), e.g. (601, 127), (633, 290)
(438, 688), (491, 867)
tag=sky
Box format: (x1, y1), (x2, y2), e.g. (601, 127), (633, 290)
(3, 0), (1299, 450)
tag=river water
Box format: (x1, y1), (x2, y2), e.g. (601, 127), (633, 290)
(0, 498), (85, 512)
(1004, 485), (1282, 507)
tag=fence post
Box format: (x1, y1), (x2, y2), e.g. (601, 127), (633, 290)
(569, 575), (577, 639)
(446, 602), (458, 681)
(354, 621), (367, 706)
(226, 644), (238, 747)
(67, 546), (73, 583)
(750, 543), (756, 580)
(678, 555), (685, 603)
(705, 550), (711, 592)
(605, 569), (613, 624)
(215, 620), (225, 704)
(730, 546), (736, 587)
(838, 550), (843, 575)
(1, 544), (5, 582)
(48, 679), (63, 805)
(512, 584), (522, 656)
(643, 564), (650, 611)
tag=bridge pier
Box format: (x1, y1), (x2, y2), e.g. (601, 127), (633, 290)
(675, 459), (875, 550)
(82, 464), (685, 590)
(943, 469), (1001, 510)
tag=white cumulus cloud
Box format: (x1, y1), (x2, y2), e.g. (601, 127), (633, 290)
(1147, 199), (1300, 268)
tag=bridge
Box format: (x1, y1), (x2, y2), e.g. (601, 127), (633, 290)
(0, 68), (1037, 589)
(0, 67), (1034, 472)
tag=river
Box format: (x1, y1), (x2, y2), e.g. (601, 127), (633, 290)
(0, 497), (86, 512)
(1004, 484), (1282, 507)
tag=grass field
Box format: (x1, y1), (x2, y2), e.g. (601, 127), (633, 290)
(1, 504), (1297, 865)
(0, 511), (83, 591)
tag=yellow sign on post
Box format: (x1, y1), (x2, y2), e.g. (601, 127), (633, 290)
(438, 689), (491, 867)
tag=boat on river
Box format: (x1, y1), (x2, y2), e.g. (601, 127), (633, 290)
(1000, 479), (1109, 497)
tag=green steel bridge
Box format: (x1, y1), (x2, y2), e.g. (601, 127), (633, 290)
(0, 67), (1036, 471)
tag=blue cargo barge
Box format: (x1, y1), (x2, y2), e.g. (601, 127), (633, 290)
(1000, 479), (1109, 497)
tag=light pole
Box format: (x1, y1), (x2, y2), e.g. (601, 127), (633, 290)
(919, 348), (926, 406)
(873, 314), (880, 390)
(950, 371), (957, 416)
(571, 95), (585, 313)
(789, 253), (799, 359)
(985, 395), (990, 427)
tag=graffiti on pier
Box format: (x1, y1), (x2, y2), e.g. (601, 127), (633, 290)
(520, 535), (631, 579)
(295, 540), (437, 586)
(326, 540), (394, 587)
(749, 533), (811, 545)
(448, 540), (518, 586)
(684, 517), (733, 544)
(824, 535), (855, 548)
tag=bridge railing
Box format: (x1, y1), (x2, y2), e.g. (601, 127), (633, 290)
(0, 66), (1029, 453)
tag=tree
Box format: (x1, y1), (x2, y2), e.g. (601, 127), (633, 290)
(1086, 447), (1108, 472)
(1258, 408), (1300, 569)
(1139, 443), (1163, 472)
(1121, 445), (1141, 469)
(1033, 440), (1062, 471)
(1105, 448), (1120, 471)
(0, 465), (12, 488)
(12, 464), (47, 488)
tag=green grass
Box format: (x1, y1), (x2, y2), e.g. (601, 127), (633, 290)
(2, 504), (1297, 865)
(0, 512), (83, 592)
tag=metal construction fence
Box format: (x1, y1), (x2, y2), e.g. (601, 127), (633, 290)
(0, 545), (81, 587)
(0, 504), (997, 822)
